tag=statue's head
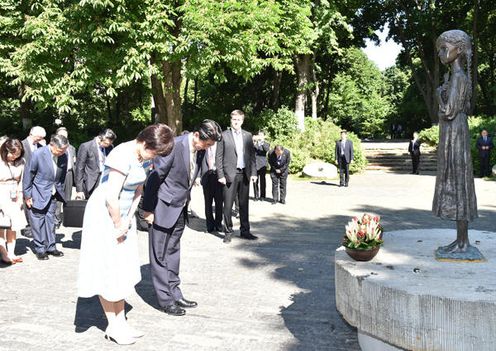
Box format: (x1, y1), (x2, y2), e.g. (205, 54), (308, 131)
(436, 30), (472, 66)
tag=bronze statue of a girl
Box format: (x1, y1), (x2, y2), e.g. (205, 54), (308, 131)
(433, 30), (483, 261)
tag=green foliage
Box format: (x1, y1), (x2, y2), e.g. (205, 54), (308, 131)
(256, 108), (367, 174)
(328, 48), (391, 138)
(419, 116), (496, 174)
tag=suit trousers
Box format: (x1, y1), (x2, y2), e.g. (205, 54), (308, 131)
(84, 172), (101, 199)
(338, 156), (350, 185)
(253, 167), (267, 199)
(202, 172), (223, 231)
(480, 154), (491, 177)
(149, 208), (186, 307)
(223, 171), (250, 235)
(411, 154), (420, 174)
(271, 173), (287, 202)
(29, 197), (58, 254)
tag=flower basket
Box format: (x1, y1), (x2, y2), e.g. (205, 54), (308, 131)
(342, 213), (383, 262)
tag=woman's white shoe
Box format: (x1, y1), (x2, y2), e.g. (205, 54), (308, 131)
(104, 326), (137, 345)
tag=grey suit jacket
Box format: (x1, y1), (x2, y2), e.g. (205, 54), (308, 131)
(143, 134), (204, 229)
(21, 138), (43, 167)
(22, 146), (67, 210)
(215, 128), (256, 183)
(75, 139), (112, 193)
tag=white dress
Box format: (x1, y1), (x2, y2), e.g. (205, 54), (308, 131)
(77, 141), (152, 301)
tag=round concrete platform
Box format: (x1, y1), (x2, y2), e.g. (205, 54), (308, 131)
(335, 229), (496, 351)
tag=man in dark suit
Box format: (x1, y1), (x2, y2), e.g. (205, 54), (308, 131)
(143, 120), (222, 317)
(21, 126), (46, 238)
(23, 134), (68, 260)
(335, 130), (354, 187)
(75, 128), (116, 199)
(54, 127), (76, 227)
(253, 131), (270, 201)
(476, 129), (494, 177)
(201, 142), (223, 233)
(216, 109), (258, 244)
(408, 131), (421, 174)
(268, 145), (291, 205)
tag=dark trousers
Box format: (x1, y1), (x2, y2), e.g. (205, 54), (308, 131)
(29, 197), (58, 254)
(411, 154), (420, 174)
(480, 154), (491, 177)
(338, 156), (350, 185)
(223, 171), (250, 235)
(253, 167), (266, 199)
(270, 173), (287, 202)
(149, 209), (186, 307)
(55, 169), (74, 225)
(202, 172), (223, 231)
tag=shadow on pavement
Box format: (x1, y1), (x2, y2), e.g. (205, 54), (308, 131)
(74, 296), (135, 333)
(234, 202), (496, 351)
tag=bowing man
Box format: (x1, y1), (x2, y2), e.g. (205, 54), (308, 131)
(142, 120), (222, 317)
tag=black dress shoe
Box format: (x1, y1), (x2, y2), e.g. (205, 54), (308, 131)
(176, 298), (198, 308)
(22, 229), (33, 238)
(279, 200), (286, 204)
(271, 201), (277, 205)
(47, 250), (64, 257)
(223, 232), (233, 244)
(162, 303), (186, 316)
(240, 233), (258, 240)
(214, 225), (223, 232)
(36, 252), (49, 260)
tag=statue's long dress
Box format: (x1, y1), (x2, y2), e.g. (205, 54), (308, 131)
(432, 70), (478, 221)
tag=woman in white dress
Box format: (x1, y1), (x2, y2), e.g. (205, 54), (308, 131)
(78, 124), (174, 345)
(0, 138), (27, 264)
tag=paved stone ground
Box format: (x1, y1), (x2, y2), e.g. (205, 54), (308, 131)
(1, 172), (495, 351)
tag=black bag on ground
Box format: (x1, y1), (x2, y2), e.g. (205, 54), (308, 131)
(63, 200), (87, 228)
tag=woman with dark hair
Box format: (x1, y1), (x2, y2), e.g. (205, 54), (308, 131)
(78, 124), (174, 345)
(0, 138), (27, 264)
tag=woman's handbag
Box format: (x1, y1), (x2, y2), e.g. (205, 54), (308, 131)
(0, 209), (12, 229)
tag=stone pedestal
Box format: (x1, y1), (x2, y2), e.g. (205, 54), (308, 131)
(335, 229), (496, 351)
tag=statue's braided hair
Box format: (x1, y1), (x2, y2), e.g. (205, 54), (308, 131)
(436, 30), (473, 108)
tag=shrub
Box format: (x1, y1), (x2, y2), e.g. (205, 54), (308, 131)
(418, 116), (496, 174)
(258, 108), (367, 174)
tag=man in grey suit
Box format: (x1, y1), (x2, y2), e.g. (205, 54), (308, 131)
(21, 126), (46, 238)
(23, 134), (68, 260)
(335, 130), (354, 187)
(143, 120), (222, 317)
(216, 109), (258, 243)
(75, 128), (116, 199)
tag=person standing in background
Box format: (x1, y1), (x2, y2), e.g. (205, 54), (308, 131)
(54, 127), (76, 227)
(21, 126), (46, 238)
(476, 129), (494, 177)
(335, 130), (354, 187)
(268, 145), (291, 205)
(252, 131), (270, 201)
(408, 132), (422, 175)
(216, 110), (258, 244)
(201, 142), (223, 233)
(75, 129), (116, 199)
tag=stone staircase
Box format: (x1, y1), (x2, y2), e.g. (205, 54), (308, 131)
(362, 140), (437, 173)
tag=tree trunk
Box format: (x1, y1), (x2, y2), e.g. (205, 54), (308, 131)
(310, 57), (319, 119)
(295, 54), (311, 131)
(19, 85), (31, 130)
(150, 73), (167, 124)
(183, 78), (190, 121)
(270, 69), (282, 109)
(471, 0), (479, 115)
(162, 60), (183, 133)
